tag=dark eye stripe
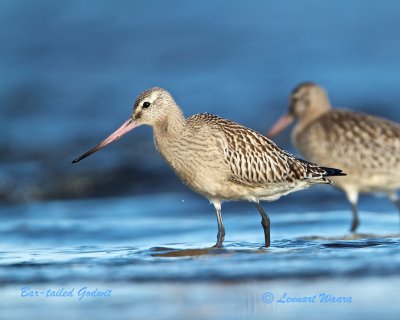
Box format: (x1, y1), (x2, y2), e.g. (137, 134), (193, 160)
(143, 102), (151, 108)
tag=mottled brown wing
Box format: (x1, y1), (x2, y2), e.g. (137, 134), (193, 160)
(190, 113), (335, 186)
(298, 109), (400, 172)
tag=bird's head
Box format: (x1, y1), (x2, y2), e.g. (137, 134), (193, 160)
(288, 82), (329, 118)
(131, 87), (178, 126)
(267, 82), (331, 138)
(72, 87), (179, 163)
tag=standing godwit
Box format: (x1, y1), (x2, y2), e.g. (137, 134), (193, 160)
(73, 87), (345, 247)
(268, 82), (400, 232)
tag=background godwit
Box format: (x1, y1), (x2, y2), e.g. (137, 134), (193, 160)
(73, 87), (345, 247)
(268, 82), (400, 232)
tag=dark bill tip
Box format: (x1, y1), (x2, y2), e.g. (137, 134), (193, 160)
(71, 146), (100, 164)
(72, 157), (82, 164)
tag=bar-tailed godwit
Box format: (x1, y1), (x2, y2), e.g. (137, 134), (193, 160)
(268, 82), (400, 232)
(73, 87), (345, 247)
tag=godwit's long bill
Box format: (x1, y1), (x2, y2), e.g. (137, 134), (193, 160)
(268, 82), (400, 232)
(73, 87), (345, 247)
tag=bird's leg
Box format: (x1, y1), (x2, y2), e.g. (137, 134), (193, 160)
(387, 192), (400, 229)
(350, 203), (359, 232)
(387, 192), (400, 210)
(255, 202), (270, 247)
(345, 189), (359, 232)
(212, 201), (225, 248)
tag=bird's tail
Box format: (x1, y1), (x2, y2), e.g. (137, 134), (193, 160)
(295, 156), (346, 178)
(320, 166), (346, 177)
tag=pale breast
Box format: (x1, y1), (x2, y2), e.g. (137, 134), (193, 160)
(153, 119), (231, 199)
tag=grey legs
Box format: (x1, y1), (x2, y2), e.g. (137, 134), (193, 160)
(212, 201), (225, 247)
(255, 202), (271, 247)
(345, 189), (360, 232)
(347, 190), (400, 232)
(350, 203), (360, 232)
(212, 201), (271, 248)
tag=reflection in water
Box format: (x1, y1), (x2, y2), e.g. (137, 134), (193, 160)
(1, 236), (399, 283)
(301, 233), (400, 241)
(149, 245), (268, 258)
(1, 200), (399, 320)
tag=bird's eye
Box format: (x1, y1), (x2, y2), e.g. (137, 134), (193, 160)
(143, 102), (151, 108)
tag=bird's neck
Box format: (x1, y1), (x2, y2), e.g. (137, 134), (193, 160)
(153, 108), (186, 138)
(152, 107), (187, 161)
(292, 102), (331, 146)
(298, 101), (331, 131)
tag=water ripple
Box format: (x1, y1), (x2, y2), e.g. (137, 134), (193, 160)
(0, 236), (399, 284)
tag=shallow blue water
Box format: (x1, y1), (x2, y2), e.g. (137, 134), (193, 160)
(1, 193), (399, 319)
(1, 1), (400, 319)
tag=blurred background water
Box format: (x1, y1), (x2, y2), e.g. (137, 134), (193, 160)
(1, 0), (400, 319)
